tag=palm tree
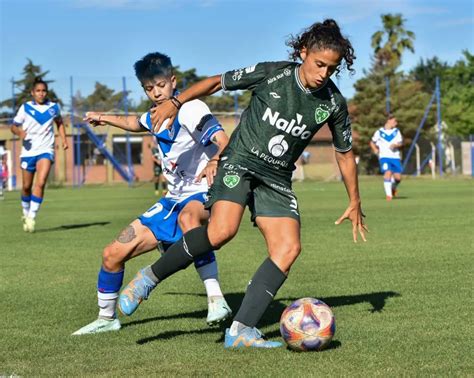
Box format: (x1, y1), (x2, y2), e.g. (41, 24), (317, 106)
(371, 13), (415, 72)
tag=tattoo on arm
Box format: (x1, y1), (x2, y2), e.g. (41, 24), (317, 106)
(116, 225), (137, 243)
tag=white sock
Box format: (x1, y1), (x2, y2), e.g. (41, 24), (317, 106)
(384, 180), (392, 197)
(98, 291), (118, 319)
(22, 200), (30, 217)
(229, 321), (248, 336)
(196, 260), (223, 298)
(203, 278), (224, 298)
(28, 200), (42, 219)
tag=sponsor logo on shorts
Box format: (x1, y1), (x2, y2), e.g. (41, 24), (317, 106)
(223, 172), (240, 188)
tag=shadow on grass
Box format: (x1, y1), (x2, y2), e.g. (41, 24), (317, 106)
(130, 290), (400, 345)
(35, 221), (110, 233)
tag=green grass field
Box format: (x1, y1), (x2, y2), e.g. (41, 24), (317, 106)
(1, 178), (472, 376)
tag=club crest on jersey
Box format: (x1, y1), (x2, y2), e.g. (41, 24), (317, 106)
(48, 108), (57, 117)
(315, 104), (331, 124)
(223, 172), (240, 188)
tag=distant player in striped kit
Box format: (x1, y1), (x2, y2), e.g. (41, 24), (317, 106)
(11, 78), (68, 232)
(370, 114), (403, 200)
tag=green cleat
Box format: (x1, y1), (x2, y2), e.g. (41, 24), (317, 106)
(206, 296), (232, 326)
(71, 318), (121, 335)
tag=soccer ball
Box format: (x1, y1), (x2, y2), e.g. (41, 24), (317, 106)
(280, 298), (335, 351)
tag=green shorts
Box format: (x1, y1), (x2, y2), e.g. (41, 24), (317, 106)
(205, 161), (300, 223)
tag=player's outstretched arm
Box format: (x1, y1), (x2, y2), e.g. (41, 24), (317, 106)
(151, 75), (222, 132)
(84, 112), (143, 132)
(334, 149), (368, 243)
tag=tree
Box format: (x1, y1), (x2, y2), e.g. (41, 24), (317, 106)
(73, 82), (126, 114)
(0, 59), (61, 112)
(371, 13), (415, 72)
(351, 13), (423, 173)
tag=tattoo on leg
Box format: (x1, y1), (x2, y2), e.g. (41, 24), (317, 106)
(116, 225), (137, 243)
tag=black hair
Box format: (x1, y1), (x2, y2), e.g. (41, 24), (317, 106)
(32, 77), (48, 91)
(134, 52), (173, 83)
(286, 19), (356, 75)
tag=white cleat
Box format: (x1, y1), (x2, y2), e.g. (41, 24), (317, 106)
(72, 318), (121, 335)
(24, 216), (36, 233)
(22, 216), (28, 232)
(206, 296), (232, 326)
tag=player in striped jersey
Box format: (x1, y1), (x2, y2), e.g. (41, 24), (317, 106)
(72, 52), (231, 335)
(11, 78), (68, 232)
(370, 115), (403, 200)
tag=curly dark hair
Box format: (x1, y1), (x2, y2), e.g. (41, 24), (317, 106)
(286, 19), (356, 76)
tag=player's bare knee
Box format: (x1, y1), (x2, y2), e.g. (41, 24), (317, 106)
(178, 211), (200, 232)
(102, 244), (123, 271)
(208, 224), (238, 248)
(272, 243), (301, 264)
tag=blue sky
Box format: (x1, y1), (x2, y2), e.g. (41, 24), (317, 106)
(1, 0), (473, 108)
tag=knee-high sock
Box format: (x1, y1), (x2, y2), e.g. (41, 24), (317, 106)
(234, 258), (287, 328)
(384, 179), (392, 197)
(194, 251), (223, 297)
(21, 195), (31, 217)
(150, 225), (214, 282)
(97, 267), (124, 319)
(28, 195), (43, 219)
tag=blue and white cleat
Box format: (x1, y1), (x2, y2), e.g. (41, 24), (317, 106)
(224, 327), (283, 348)
(118, 268), (157, 316)
(206, 296), (232, 326)
(72, 318), (121, 335)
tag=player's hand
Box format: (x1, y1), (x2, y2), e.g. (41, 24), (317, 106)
(335, 202), (368, 243)
(84, 112), (106, 127)
(195, 160), (218, 186)
(150, 100), (178, 132)
(62, 140), (69, 150)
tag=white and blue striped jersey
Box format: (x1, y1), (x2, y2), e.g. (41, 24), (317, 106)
(13, 101), (61, 157)
(139, 99), (224, 200)
(371, 127), (403, 159)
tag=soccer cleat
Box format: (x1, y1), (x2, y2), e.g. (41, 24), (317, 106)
(386, 195), (392, 201)
(22, 216), (28, 232)
(72, 318), (121, 335)
(206, 296), (232, 326)
(392, 188), (398, 197)
(155, 190), (160, 196)
(24, 216), (36, 232)
(118, 268), (157, 316)
(224, 327), (283, 349)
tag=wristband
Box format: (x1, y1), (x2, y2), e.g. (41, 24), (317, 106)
(170, 96), (182, 109)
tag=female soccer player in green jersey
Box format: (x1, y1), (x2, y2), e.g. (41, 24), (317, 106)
(119, 19), (368, 348)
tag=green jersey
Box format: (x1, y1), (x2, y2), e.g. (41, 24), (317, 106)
(221, 61), (352, 182)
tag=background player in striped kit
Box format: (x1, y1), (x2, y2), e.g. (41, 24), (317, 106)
(11, 78), (68, 232)
(370, 114), (403, 200)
